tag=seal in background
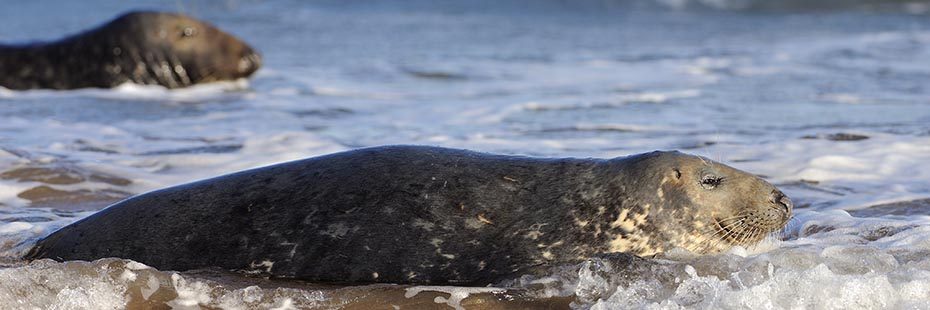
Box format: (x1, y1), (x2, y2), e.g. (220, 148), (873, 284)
(0, 11), (261, 90)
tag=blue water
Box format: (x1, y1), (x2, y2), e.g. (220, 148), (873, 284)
(2, 0), (930, 308)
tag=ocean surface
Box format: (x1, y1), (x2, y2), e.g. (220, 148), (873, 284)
(2, 0), (930, 309)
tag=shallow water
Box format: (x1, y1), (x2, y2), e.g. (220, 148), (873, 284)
(2, 0), (930, 309)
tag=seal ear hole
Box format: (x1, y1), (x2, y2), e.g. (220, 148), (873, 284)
(673, 169), (682, 179)
(182, 27), (197, 38)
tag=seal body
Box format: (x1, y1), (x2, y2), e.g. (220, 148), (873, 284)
(26, 146), (792, 285)
(0, 11), (261, 90)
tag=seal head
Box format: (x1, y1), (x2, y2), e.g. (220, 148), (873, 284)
(109, 11), (263, 86)
(607, 151), (793, 255)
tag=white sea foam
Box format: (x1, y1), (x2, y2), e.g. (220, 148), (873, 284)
(0, 259), (328, 309)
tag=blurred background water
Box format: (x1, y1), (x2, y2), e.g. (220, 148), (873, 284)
(2, 0), (930, 308)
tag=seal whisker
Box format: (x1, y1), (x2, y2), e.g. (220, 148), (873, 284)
(736, 227), (753, 246)
(706, 217), (747, 251)
(747, 223), (766, 246)
(708, 222), (734, 243)
(753, 229), (764, 247)
(730, 221), (752, 247)
(763, 230), (778, 247)
(743, 226), (761, 247)
(702, 219), (741, 250)
(759, 228), (771, 246)
(717, 214), (748, 222)
(741, 228), (755, 249)
(728, 216), (765, 248)
(744, 228), (759, 248)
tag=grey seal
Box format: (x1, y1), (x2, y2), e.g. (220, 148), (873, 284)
(25, 145), (792, 285)
(0, 11), (260, 90)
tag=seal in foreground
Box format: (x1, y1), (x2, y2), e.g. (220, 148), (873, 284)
(0, 11), (261, 90)
(26, 146), (792, 285)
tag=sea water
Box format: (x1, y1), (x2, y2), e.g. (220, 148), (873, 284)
(1, 0), (930, 308)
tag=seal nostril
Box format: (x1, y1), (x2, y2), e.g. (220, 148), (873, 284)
(250, 53), (260, 66)
(780, 195), (793, 213)
(238, 53), (262, 74)
(771, 190), (792, 213)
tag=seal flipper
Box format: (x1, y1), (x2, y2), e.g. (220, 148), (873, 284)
(23, 233), (58, 261)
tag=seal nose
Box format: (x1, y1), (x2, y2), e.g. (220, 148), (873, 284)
(238, 51), (262, 76)
(771, 190), (793, 214)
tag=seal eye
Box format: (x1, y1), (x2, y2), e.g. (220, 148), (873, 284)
(701, 175), (722, 189)
(673, 169), (682, 179)
(182, 27), (197, 38)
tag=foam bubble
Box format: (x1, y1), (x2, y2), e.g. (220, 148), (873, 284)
(404, 286), (504, 310)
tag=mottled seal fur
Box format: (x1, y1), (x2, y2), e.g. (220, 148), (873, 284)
(0, 11), (261, 90)
(25, 146), (792, 285)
